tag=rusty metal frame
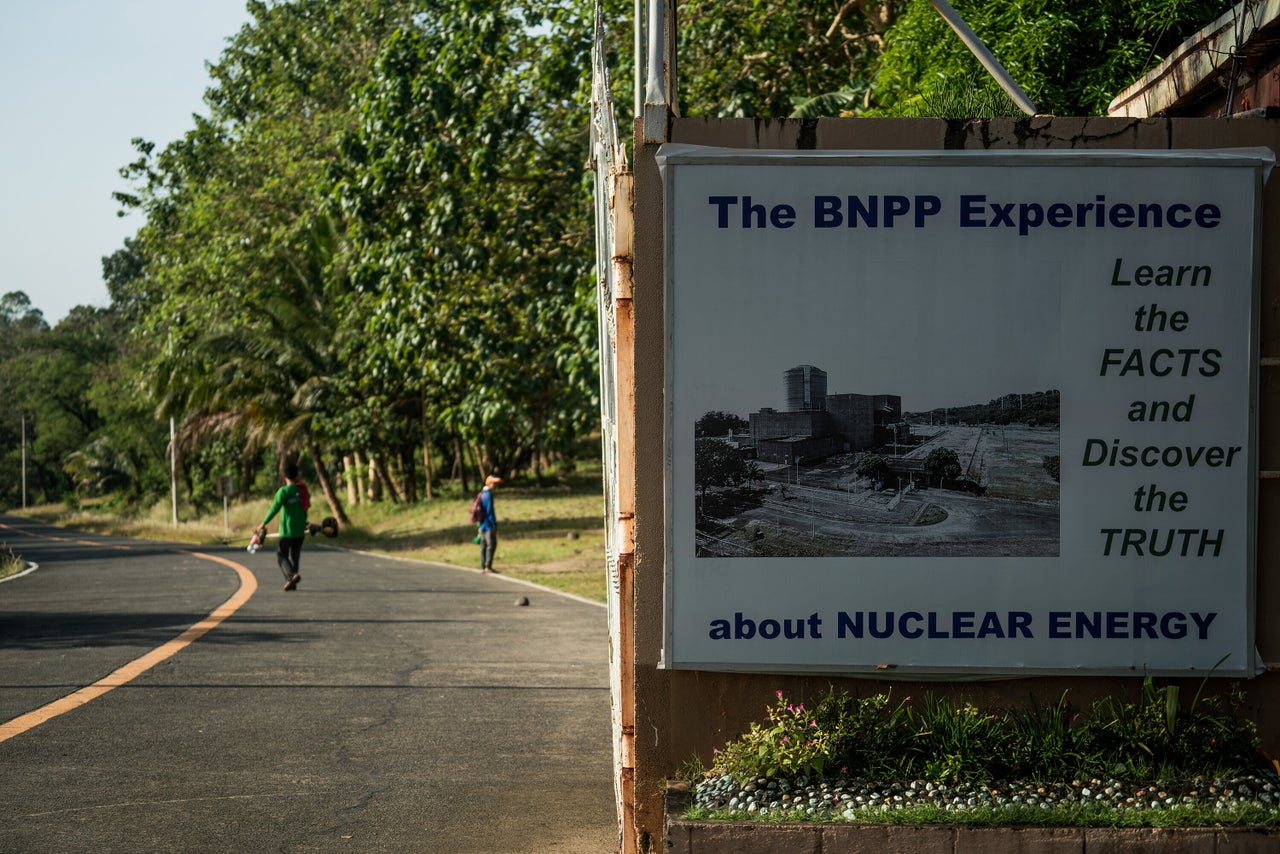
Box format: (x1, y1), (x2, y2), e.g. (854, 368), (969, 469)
(592, 5), (637, 850)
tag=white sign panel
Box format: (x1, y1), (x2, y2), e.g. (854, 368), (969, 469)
(660, 145), (1269, 676)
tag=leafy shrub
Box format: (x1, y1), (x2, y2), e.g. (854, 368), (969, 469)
(705, 682), (1261, 786)
(1080, 678), (1260, 781)
(1043, 454), (1060, 481)
(0, 542), (23, 577)
(711, 690), (840, 780)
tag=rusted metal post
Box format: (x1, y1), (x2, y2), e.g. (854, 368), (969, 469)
(611, 170), (638, 854)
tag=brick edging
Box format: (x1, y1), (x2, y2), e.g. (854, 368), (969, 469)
(665, 783), (1280, 853)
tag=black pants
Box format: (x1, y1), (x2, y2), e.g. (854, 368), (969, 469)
(480, 529), (497, 570)
(277, 537), (304, 580)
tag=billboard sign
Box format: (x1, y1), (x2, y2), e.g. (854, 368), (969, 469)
(659, 145), (1270, 676)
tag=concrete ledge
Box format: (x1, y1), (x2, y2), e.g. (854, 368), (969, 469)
(665, 784), (1280, 853)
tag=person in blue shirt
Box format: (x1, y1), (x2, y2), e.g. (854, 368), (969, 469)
(478, 475), (501, 573)
(257, 462), (309, 591)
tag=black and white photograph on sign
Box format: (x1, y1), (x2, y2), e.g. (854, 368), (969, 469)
(693, 361), (1060, 558)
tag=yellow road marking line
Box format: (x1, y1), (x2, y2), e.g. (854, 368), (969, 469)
(0, 550), (257, 743)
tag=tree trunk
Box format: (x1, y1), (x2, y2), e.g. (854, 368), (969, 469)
(391, 452), (409, 502)
(453, 435), (469, 493)
(372, 454), (402, 503)
(352, 450), (368, 502)
(400, 443), (417, 504)
(343, 455), (358, 506)
(421, 406), (434, 500)
(176, 443), (191, 514)
(239, 449), (256, 501)
(367, 453), (383, 501)
(306, 440), (350, 527)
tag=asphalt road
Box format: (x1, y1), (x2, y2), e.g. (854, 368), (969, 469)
(0, 515), (618, 853)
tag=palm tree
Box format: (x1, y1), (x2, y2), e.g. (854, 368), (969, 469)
(156, 215), (355, 526)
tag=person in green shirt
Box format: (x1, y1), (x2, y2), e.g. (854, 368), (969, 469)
(257, 462), (309, 591)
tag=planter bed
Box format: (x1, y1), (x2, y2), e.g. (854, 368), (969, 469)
(666, 782), (1280, 853)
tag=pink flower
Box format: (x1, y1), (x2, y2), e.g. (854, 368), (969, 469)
(776, 690), (784, 699)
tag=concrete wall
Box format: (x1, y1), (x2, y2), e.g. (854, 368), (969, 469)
(626, 116), (1280, 853)
(748, 409), (829, 443)
(756, 434), (842, 466)
(825, 393), (876, 450)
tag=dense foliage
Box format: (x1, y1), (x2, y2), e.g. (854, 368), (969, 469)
(696, 411), (749, 438)
(678, 0), (906, 117)
(695, 438), (756, 499)
(676, 0), (1231, 118)
(872, 0), (1232, 117)
(910, 390), (1062, 427)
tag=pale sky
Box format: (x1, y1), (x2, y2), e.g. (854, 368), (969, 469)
(0, 2), (254, 325)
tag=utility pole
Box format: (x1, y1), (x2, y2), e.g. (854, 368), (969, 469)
(20, 415), (26, 509)
(170, 417), (178, 526)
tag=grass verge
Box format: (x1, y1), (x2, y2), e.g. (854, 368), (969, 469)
(0, 542), (24, 579)
(11, 473), (608, 602)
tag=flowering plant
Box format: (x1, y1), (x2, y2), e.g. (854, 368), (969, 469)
(710, 690), (837, 781)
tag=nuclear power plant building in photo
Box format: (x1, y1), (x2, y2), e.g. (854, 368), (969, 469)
(748, 365), (903, 464)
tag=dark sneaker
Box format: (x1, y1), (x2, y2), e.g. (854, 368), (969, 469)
(284, 574), (300, 591)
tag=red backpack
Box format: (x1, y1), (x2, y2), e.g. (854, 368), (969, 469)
(469, 491), (485, 524)
(298, 481), (311, 512)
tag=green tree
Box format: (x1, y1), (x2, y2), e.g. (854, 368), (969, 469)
(106, 1), (611, 508)
(101, 238), (151, 328)
(678, 0), (906, 117)
(696, 410), (748, 438)
(855, 453), (890, 484)
(0, 292), (48, 506)
(114, 0), (410, 346)
(156, 216), (355, 526)
(694, 437), (750, 499)
(0, 292), (46, 332)
(87, 246), (180, 506)
(113, 1), (428, 507)
(872, 0), (1229, 117)
(924, 447), (962, 487)
(334, 1), (598, 483)
(0, 300), (153, 508)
